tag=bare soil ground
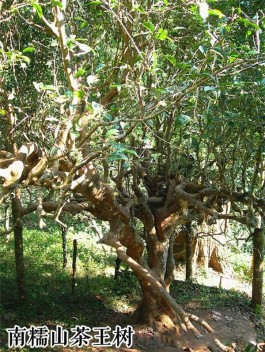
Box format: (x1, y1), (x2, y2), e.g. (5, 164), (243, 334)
(88, 268), (264, 352)
(56, 305), (263, 352)
(132, 306), (258, 352)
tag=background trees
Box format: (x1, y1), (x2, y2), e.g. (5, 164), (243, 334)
(0, 0), (264, 346)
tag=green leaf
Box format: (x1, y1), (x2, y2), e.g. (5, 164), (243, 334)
(155, 28), (168, 40)
(74, 90), (85, 99)
(76, 42), (94, 55)
(228, 54), (238, 63)
(65, 90), (73, 98)
(31, 1), (43, 18)
(108, 151), (128, 162)
(66, 37), (75, 49)
(151, 51), (157, 71)
(75, 17), (88, 29)
(192, 136), (199, 148)
(51, 0), (63, 7)
(175, 115), (190, 127)
(106, 129), (119, 138)
(103, 113), (113, 121)
(22, 47), (35, 53)
(150, 87), (166, 98)
(143, 21), (155, 33)
(246, 29), (252, 38)
(151, 153), (161, 161)
(123, 148), (138, 157)
(164, 55), (176, 66)
(199, 45), (207, 54)
(111, 142), (124, 151)
(42, 84), (57, 91)
(238, 18), (259, 30)
(33, 82), (57, 91)
(88, 0), (102, 5)
(80, 21), (88, 29)
(208, 9), (225, 18)
(75, 69), (86, 78)
(174, 62), (191, 70)
(173, 26), (186, 31)
(132, 5), (146, 13)
(0, 109), (6, 115)
(210, 47), (225, 58)
(21, 55), (30, 64)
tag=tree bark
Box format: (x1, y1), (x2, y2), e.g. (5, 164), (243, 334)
(72, 239), (77, 294)
(251, 227), (264, 309)
(61, 225), (67, 269)
(12, 190), (26, 300)
(4, 202), (10, 231)
(185, 223), (194, 281)
(99, 231), (214, 337)
(114, 256), (121, 280)
(164, 234), (176, 290)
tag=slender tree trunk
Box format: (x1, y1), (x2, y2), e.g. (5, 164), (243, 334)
(114, 256), (121, 279)
(164, 234), (176, 291)
(4, 203), (10, 231)
(251, 227), (264, 309)
(12, 190), (26, 300)
(185, 223), (193, 281)
(61, 225), (67, 268)
(72, 239), (77, 294)
(4, 202), (11, 241)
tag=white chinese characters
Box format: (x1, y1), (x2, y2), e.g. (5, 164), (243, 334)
(6, 324), (134, 349)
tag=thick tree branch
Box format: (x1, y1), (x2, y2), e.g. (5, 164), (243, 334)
(21, 200), (94, 217)
(0, 143), (38, 188)
(53, 5), (78, 91)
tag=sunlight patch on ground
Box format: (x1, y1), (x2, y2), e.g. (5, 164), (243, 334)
(174, 265), (253, 296)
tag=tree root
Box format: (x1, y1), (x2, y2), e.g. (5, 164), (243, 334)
(100, 234), (237, 352)
(214, 339), (235, 352)
(189, 313), (215, 333)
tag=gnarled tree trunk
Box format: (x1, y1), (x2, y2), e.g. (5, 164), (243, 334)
(100, 229), (213, 337)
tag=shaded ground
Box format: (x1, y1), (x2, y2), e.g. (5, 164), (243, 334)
(1, 282), (264, 352)
(132, 307), (257, 351)
(1, 231), (264, 351)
